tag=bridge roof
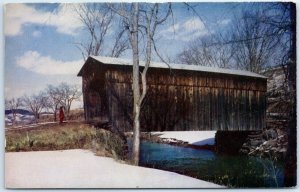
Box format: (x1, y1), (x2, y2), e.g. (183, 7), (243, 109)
(78, 56), (267, 79)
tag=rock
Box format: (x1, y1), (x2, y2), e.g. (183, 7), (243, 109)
(263, 129), (278, 140)
(271, 147), (278, 152)
(279, 148), (287, 153)
(264, 139), (277, 147)
(240, 149), (249, 154)
(258, 147), (264, 152)
(278, 135), (284, 139)
(250, 139), (263, 146)
(248, 151), (256, 156)
(276, 129), (285, 136)
(240, 145), (251, 153)
(262, 141), (268, 146)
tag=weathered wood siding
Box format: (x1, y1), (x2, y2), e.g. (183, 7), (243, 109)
(81, 63), (266, 132)
(81, 61), (108, 122)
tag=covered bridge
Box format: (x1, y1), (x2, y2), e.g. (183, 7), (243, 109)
(78, 56), (267, 132)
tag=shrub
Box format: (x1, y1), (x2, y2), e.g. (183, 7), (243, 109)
(5, 123), (127, 161)
(93, 129), (127, 160)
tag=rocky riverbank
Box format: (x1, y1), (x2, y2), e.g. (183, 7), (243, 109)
(239, 120), (288, 160)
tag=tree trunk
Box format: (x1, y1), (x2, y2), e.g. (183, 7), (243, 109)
(54, 110), (57, 122)
(53, 105), (57, 122)
(131, 2), (141, 166)
(35, 112), (39, 124)
(284, 2), (296, 187)
(132, 104), (141, 165)
(12, 111), (16, 126)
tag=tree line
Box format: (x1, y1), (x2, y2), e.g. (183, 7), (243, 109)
(177, 3), (292, 74)
(5, 83), (82, 125)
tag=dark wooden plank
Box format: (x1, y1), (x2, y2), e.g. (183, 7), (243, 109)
(81, 62), (267, 132)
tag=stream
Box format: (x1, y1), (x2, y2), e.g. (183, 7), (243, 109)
(128, 140), (284, 188)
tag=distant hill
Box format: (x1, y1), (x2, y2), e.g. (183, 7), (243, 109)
(5, 109), (33, 115)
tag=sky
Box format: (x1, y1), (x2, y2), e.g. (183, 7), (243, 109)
(2, 1), (278, 108)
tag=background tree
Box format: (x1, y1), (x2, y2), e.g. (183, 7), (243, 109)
(22, 92), (48, 123)
(229, 8), (281, 73)
(45, 85), (64, 122)
(263, 2), (296, 187)
(177, 35), (233, 68)
(58, 83), (82, 118)
(178, 4), (285, 73)
(75, 3), (113, 60)
(5, 98), (22, 125)
(74, 3), (129, 60)
(248, 3), (296, 186)
(110, 28), (130, 58)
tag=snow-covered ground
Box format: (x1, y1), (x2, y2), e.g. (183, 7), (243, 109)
(5, 149), (222, 188)
(152, 131), (216, 146)
(5, 113), (35, 126)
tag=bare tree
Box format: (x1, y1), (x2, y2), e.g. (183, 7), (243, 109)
(22, 92), (47, 123)
(230, 9), (280, 73)
(58, 83), (82, 118)
(177, 35), (234, 68)
(108, 3), (172, 165)
(264, 2), (296, 187)
(109, 28), (130, 58)
(246, 3), (295, 186)
(74, 4), (113, 60)
(5, 98), (22, 125)
(45, 85), (64, 122)
(74, 3), (129, 60)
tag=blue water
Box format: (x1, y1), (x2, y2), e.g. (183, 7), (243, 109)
(128, 140), (284, 188)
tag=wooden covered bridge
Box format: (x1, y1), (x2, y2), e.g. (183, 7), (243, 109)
(78, 56), (267, 132)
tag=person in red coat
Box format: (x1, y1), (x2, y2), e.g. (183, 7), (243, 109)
(59, 106), (65, 124)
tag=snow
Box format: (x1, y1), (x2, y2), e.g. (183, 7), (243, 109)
(5, 149), (222, 188)
(5, 113), (36, 126)
(89, 56), (266, 79)
(5, 117), (12, 123)
(152, 131), (217, 146)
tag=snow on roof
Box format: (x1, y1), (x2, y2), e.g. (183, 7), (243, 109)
(85, 56), (266, 79)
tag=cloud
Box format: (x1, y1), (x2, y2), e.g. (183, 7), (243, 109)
(160, 18), (209, 42)
(5, 4), (83, 36)
(16, 51), (83, 75)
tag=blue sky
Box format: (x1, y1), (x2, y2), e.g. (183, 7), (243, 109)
(4, 2), (259, 107)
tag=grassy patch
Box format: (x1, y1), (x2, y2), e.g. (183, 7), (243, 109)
(5, 123), (126, 160)
(186, 155), (284, 187)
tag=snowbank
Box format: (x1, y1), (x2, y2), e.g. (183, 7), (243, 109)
(5, 149), (222, 188)
(152, 131), (216, 146)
